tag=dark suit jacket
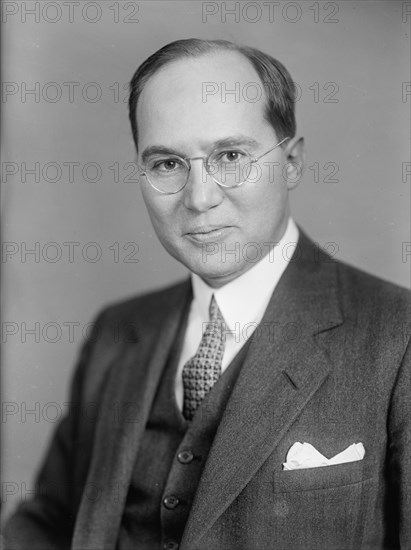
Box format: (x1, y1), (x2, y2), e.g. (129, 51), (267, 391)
(4, 231), (411, 550)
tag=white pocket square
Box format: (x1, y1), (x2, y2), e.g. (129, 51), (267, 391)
(283, 442), (365, 470)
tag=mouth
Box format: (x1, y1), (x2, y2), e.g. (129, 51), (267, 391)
(185, 226), (233, 243)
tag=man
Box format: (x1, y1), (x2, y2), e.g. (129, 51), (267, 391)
(4, 38), (410, 550)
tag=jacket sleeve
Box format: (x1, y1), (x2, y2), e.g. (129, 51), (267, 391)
(3, 312), (106, 550)
(387, 336), (411, 549)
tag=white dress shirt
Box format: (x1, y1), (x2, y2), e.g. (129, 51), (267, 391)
(175, 217), (299, 409)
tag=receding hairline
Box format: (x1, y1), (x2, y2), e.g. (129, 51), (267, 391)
(139, 47), (266, 83)
(135, 48), (271, 133)
(134, 48), (276, 141)
(129, 38), (297, 150)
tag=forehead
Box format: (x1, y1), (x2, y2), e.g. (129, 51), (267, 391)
(136, 51), (275, 152)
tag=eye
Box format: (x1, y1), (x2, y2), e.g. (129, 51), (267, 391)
(161, 159), (179, 171)
(217, 150), (247, 163)
(149, 158), (185, 173)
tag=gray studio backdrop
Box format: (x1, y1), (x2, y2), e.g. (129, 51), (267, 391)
(2, 0), (410, 520)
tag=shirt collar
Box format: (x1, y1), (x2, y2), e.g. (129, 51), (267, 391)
(190, 217), (299, 330)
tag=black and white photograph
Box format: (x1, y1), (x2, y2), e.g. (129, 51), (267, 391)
(1, 1), (410, 549)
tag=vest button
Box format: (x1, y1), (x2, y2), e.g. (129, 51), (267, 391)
(163, 540), (179, 550)
(163, 495), (180, 510)
(177, 450), (194, 464)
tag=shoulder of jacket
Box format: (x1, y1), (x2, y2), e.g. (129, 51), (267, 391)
(96, 277), (191, 326)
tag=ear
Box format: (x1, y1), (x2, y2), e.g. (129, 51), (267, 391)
(283, 136), (305, 190)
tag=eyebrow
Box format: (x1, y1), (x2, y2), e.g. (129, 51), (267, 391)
(141, 135), (261, 164)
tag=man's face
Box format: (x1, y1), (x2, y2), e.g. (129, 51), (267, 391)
(136, 52), (299, 287)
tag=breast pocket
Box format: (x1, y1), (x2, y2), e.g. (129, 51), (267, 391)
(273, 458), (371, 493)
(268, 460), (375, 550)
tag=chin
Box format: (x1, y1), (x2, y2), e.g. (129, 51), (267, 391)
(168, 243), (246, 283)
(191, 260), (248, 286)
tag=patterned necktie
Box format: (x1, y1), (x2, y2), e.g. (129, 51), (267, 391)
(182, 295), (226, 421)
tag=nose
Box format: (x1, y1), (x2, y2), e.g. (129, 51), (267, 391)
(182, 158), (224, 212)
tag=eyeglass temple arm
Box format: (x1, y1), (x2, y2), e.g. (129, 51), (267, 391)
(254, 136), (290, 162)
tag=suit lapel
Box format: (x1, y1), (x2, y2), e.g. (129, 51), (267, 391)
(73, 280), (192, 550)
(182, 233), (344, 548)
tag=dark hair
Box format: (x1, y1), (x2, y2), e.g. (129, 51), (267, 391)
(128, 38), (296, 151)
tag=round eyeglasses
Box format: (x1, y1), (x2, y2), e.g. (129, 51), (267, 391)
(139, 137), (290, 195)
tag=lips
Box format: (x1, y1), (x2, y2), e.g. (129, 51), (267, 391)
(185, 225), (233, 243)
(185, 226), (233, 243)
(187, 226), (227, 234)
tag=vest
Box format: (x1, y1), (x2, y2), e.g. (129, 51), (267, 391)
(117, 305), (251, 550)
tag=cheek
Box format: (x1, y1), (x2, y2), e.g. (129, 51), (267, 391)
(141, 191), (180, 238)
(234, 178), (287, 224)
